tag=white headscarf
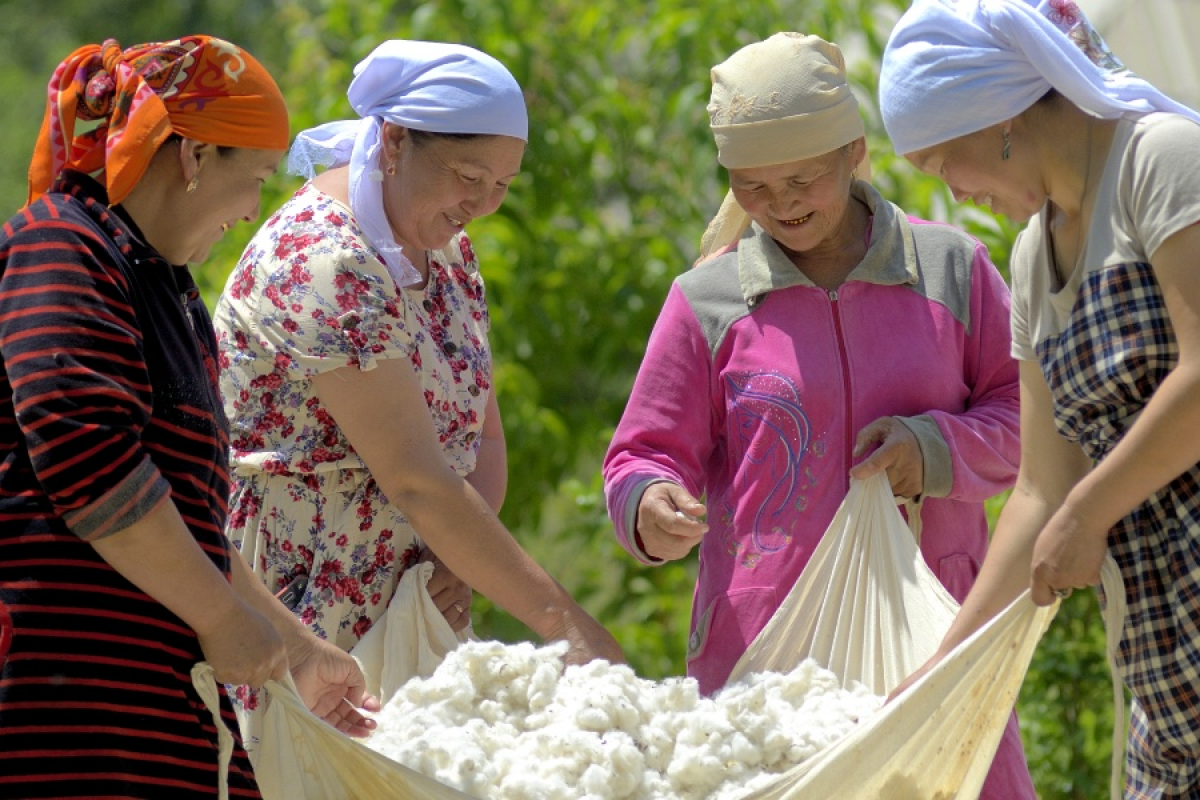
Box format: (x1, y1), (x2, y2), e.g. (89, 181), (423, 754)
(880, 0), (1200, 156)
(288, 40), (528, 287)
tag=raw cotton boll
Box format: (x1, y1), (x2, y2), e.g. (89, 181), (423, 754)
(367, 639), (882, 799)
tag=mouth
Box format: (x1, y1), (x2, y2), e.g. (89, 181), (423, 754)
(220, 223), (231, 233)
(779, 212), (813, 227)
(446, 213), (466, 228)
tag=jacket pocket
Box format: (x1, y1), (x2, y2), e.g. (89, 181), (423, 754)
(686, 586), (778, 695)
(937, 552), (981, 604)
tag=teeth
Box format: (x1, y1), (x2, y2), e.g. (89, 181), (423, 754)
(221, 223), (230, 233)
(447, 215), (464, 226)
(781, 213), (812, 227)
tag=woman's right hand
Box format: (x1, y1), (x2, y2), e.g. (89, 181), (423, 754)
(635, 482), (708, 561)
(546, 606), (627, 667)
(196, 598), (288, 688)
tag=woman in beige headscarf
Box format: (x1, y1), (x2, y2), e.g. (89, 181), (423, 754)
(603, 32), (1035, 797)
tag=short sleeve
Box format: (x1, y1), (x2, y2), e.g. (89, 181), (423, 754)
(1126, 113), (1200, 260)
(1008, 227), (1038, 362)
(221, 187), (415, 380)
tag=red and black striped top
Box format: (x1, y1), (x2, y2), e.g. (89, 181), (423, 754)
(0, 171), (260, 798)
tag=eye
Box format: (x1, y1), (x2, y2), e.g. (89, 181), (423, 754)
(458, 172), (482, 185)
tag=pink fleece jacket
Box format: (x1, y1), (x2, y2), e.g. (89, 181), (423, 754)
(603, 183), (1033, 798)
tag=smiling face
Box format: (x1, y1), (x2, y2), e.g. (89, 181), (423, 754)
(727, 141), (862, 254)
(903, 125), (1046, 222)
(183, 145), (284, 263)
(381, 127), (525, 255)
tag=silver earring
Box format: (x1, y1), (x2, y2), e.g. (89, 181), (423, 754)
(1001, 130), (1011, 161)
(186, 176), (199, 193)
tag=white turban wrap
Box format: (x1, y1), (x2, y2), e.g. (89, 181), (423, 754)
(880, 0), (1200, 156)
(288, 40), (528, 287)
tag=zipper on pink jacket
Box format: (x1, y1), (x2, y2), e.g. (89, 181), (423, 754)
(828, 289), (855, 472)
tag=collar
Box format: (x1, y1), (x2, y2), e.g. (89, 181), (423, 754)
(737, 180), (919, 304)
(54, 170), (165, 266)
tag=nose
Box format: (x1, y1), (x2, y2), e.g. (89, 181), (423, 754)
(766, 189), (799, 219)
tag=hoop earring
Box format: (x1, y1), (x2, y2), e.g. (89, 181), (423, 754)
(385, 161), (396, 177)
(1001, 130), (1011, 161)
(186, 176), (199, 193)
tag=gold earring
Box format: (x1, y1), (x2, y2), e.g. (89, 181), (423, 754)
(186, 176), (199, 193)
(385, 162), (396, 177)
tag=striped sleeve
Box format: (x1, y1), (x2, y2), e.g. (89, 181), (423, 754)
(0, 204), (170, 540)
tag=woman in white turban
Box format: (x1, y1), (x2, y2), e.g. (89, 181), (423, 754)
(880, 2), (1200, 795)
(213, 39), (625, 759)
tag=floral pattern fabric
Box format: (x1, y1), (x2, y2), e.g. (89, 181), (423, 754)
(213, 183), (491, 734)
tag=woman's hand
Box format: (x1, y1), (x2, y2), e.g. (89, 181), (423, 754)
(850, 417), (925, 498)
(420, 549), (473, 632)
(635, 482), (708, 561)
(287, 634), (380, 737)
(1029, 501), (1108, 606)
(545, 606), (628, 668)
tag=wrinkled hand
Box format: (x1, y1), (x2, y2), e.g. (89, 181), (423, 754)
(1029, 502), (1108, 606)
(288, 634), (380, 738)
(197, 600), (288, 689)
(419, 549), (473, 632)
(635, 482), (708, 562)
(849, 417), (924, 498)
(545, 606), (627, 668)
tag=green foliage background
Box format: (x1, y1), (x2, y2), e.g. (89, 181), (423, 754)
(0, 1), (1119, 796)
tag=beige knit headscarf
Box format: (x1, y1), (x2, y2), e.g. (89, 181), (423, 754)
(699, 33), (870, 260)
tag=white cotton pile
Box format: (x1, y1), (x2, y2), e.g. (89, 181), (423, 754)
(365, 639), (882, 799)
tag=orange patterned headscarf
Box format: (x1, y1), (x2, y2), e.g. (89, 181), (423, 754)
(27, 35), (289, 206)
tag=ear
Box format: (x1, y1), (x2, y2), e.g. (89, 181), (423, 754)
(847, 136), (868, 168)
(177, 138), (220, 183)
(380, 122), (411, 159)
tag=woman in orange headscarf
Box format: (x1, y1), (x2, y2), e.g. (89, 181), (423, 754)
(0, 36), (376, 798)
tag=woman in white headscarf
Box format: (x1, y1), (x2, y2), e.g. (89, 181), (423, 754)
(603, 32), (1034, 798)
(214, 39), (625, 757)
(880, 1), (1200, 795)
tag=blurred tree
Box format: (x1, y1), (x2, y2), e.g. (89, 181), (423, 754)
(0, 2), (1117, 795)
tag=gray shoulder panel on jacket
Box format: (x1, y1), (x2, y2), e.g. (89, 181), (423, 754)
(675, 252), (751, 358)
(907, 221), (978, 332)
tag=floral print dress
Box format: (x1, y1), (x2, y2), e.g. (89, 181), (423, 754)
(213, 183), (492, 745)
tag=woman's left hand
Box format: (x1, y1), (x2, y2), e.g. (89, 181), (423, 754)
(1029, 501), (1108, 606)
(849, 416), (924, 498)
(420, 549), (473, 632)
(288, 636), (381, 737)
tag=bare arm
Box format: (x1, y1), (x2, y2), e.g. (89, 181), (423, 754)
(465, 387), (507, 513)
(311, 358), (624, 665)
(924, 360), (1091, 664)
(90, 500), (287, 687)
